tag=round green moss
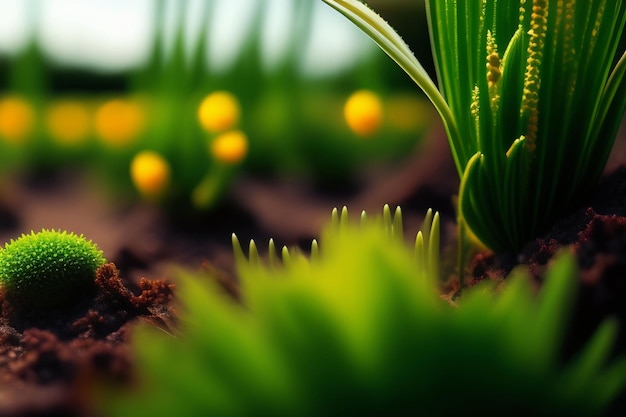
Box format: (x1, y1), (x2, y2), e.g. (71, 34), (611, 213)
(0, 229), (106, 309)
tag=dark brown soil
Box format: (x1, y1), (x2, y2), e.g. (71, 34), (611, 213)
(0, 120), (624, 415)
(467, 167), (626, 359)
(465, 166), (626, 416)
(0, 263), (174, 417)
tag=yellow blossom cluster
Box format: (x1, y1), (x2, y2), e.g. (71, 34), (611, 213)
(197, 91), (248, 165)
(0, 95), (148, 150)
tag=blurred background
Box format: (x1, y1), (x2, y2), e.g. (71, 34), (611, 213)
(0, 0), (436, 194)
(0, 0), (448, 275)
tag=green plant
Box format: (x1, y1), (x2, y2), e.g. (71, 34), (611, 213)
(104, 207), (626, 416)
(232, 205), (440, 280)
(0, 229), (106, 309)
(323, 0), (626, 254)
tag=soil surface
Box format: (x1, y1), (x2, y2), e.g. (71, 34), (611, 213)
(0, 263), (173, 417)
(0, 120), (624, 416)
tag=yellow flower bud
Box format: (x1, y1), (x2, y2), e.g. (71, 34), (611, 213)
(95, 98), (145, 147)
(46, 99), (91, 145)
(198, 91), (240, 133)
(0, 95), (35, 144)
(343, 90), (383, 137)
(130, 151), (171, 198)
(210, 130), (248, 164)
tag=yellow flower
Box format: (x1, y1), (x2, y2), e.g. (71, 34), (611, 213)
(343, 90), (383, 137)
(46, 99), (91, 145)
(95, 98), (145, 147)
(130, 151), (171, 198)
(0, 95), (35, 144)
(210, 130), (248, 164)
(198, 91), (240, 133)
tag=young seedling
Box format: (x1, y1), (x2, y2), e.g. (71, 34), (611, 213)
(105, 207), (626, 416)
(0, 229), (106, 309)
(232, 205), (440, 280)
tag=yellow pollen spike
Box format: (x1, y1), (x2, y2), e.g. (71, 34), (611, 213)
(520, 0), (548, 152)
(487, 52), (502, 87)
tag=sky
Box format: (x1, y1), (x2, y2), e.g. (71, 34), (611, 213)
(0, 0), (375, 76)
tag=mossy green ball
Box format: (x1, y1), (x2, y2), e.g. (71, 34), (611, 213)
(0, 229), (106, 309)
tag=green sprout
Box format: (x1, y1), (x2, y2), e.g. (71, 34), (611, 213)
(104, 207), (626, 416)
(232, 204), (440, 279)
(322, 0), (626, 254)
(0, 229), (106, 309)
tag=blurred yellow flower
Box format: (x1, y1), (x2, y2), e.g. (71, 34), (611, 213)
(0, 95), (35, 144)
(46, 99), (91, 145)
(130, 151), (171, 198)
(343, 90), (383, 137)
(95, 98), (145, 147)
(210, 130), (248, 164)
(198, 91), (240, 133)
